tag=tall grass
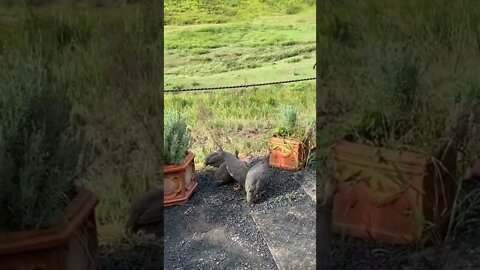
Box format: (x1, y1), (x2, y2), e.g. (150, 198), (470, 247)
(165, 83), (315, 167)
(164, 0), (315, 25)
(165, 1), (316, 166)
(0, 4), (162, 239)
(318, 0), (480, 155)
(164, 5), (315, 91)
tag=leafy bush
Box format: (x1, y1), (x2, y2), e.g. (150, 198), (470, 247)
(273, 105), (306, 140)
(0, 53), (86, 232)
(347, 43), (431, 149)
(164, 110), (191, 165)
(281, 105), (298, 130)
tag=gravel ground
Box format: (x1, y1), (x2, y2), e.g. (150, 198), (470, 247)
(164, 159), (315, 269)
(98, 160), (480, 269)
(329, 179), (480, 270)
(99, 233), (164, 270)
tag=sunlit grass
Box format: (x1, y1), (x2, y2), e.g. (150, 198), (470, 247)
(165, 83), (315, 167)
(164, 4), (316, 167)
(165, 9), (315, 90)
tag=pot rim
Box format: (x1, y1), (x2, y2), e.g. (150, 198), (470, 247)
(164, 151), (195, 174)
(331, 139), (429, 164)
(0, 187), (99, 255)
(269, 136), (305, 146)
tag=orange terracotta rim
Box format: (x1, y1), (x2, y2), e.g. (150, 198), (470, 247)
(331, 139), (429, 175)
(164, 151), (195, 174)
(268, 137), (307, 156)
(269, 136), (305, 147)
(0, 188), (99, 255)
(332, 140), (428, 162)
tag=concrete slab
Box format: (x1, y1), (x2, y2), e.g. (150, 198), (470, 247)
(300, 168), (316, 202)
(251, 202), (316, 270)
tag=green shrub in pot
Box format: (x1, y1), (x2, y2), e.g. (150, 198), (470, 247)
(163, 110), (192, 165)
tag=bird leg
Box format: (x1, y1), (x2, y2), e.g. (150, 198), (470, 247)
(233, 182), (243, 191)
(216, 181), (229, 187)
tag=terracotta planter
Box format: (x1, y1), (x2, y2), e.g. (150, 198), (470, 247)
(0, 188), (99, 270)
(164, 151), (198, 206)
(268, 137), (308, 171)
(329, 140), (456, 244)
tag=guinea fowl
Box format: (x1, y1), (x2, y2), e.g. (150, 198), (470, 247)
(215, 161), (235, 186)
(125, 188), (163, 234)
(224, 154), (249, 191)
(204, 148), (238, 168)
(244, 153), (271, 204)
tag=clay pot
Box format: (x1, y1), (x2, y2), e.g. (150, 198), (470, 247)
(0, 188), (99, 270)
(268, 137), (308, 171)
(329, 140), (456, 244)
(164, 151), (198, 206)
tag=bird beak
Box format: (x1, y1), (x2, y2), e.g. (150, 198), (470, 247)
(246, 193), (253, 205)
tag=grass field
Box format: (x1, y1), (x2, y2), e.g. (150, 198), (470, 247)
(164, 2), (316, 166)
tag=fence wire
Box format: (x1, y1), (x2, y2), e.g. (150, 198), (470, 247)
(164, 77), (315, 94)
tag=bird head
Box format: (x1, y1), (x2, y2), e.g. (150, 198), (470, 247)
(245, 185), (259, 205)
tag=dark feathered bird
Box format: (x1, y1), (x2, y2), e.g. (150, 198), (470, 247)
(215, 162), (235, 186)
(126, 188), (163, 234)
(224, 154), (249, 190)
(204, 148), (238, 168)
(244, 154), (271, 204)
